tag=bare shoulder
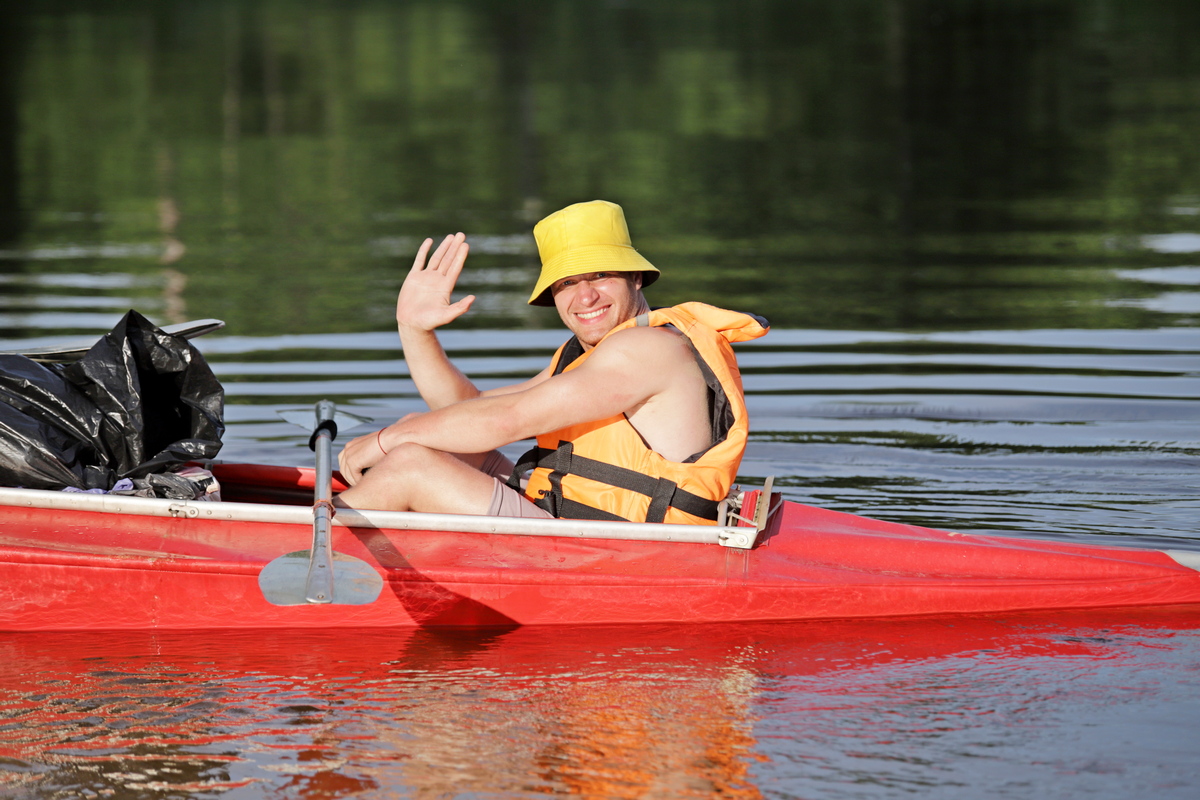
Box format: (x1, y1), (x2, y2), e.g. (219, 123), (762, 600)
(574, 325), (700, 393)
(591, 325), (693, 362)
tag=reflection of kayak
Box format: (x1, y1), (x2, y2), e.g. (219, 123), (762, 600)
(8, 609), (1197, 798)
(1, 462), (1198, 631)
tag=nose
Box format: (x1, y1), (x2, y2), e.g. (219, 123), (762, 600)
(576, 279), (600, 305)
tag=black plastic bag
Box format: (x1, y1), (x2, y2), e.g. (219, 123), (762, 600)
(0, 310), (224, 491)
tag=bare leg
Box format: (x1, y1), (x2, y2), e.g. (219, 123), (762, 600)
(334, 442), (499, 515)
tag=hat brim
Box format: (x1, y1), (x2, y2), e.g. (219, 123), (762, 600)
(528, 244), (660, 306)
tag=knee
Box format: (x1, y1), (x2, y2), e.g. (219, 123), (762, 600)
(373, 441), (437, 478)
(338, 442), (439, 510)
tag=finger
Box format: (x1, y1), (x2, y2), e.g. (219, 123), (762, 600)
(445, 238), (470, 280)
(420, 235), (452, 273)
(426, 233), (459, 273)
(347, 463), (361, 486)
(341, 443), (364, 486)
(430, 232), (467, 274)
(409, 238), (434, 274)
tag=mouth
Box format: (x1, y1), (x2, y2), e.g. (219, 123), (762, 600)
(574, 306), (609, 322)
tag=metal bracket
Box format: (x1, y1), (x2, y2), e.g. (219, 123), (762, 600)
(753, 475), (775, 532)
(718, 529), (756, 549)
(717, 476), (777, 550)
(167, 503), (199, 519)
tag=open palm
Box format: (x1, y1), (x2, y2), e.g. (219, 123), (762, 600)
(397, 233), (476, 332)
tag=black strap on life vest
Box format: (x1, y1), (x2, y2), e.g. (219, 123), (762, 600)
(552, 336), (586, 376)
(506, 441), (722, 523)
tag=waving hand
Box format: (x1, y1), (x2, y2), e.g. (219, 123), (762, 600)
(397, 233), (476, 333)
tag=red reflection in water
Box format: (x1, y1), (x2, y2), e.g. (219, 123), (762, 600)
(1, 608), (1198, 798)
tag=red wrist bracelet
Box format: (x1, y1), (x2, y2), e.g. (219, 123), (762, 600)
(376, 428), (388, 455)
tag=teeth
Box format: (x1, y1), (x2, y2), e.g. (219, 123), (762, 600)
(577, 308), (605, 320)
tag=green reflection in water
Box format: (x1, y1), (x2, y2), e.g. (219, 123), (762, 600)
(2, 0), (1199, 334)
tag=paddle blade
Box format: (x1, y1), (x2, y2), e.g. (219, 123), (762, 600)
(277, 408), (373, 435)
(258, 550), (384, 606)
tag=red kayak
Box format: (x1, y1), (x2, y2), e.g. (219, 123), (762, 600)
(1, 462), (1197, 631)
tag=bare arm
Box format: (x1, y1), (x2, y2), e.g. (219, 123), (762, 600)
(338, 327), (690, 484)
(397, 233), (555, 407)
(395, 233), (480, 409)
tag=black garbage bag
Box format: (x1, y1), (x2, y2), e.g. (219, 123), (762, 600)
(0, 310), (224, 491)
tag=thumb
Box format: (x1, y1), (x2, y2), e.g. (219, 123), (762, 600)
(449, 295), (476, 316)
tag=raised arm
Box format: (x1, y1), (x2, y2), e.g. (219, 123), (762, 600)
(398, 233), (553, 407)
(395, 233), (483, 409)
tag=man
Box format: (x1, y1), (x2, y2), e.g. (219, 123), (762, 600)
(336, 200), (767, 524)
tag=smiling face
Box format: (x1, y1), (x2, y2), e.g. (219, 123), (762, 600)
(550, 271), (649, 348)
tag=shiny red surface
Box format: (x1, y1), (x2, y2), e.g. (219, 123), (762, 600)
(1, 464), (1198, 630)
(3, 610), (1200, 797)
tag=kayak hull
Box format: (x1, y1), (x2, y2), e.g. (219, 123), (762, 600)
(1, 464), (1198, 630)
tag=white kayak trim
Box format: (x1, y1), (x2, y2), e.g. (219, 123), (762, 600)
(0, 486), (761, 550)
(1164, 550), (1200, 572)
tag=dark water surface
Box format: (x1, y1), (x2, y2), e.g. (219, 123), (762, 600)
(1, 0), (1199, 797)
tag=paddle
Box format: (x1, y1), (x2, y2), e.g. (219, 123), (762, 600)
(2, 318), (226, 362)
(258, 400), (384, 606)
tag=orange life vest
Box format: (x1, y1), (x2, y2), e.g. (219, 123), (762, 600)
(509, 303), (769, 524)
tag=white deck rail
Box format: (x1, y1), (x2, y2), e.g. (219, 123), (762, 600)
(0, 485), (766, 550)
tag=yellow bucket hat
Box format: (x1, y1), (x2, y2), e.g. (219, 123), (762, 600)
(528, 200), (660, 306)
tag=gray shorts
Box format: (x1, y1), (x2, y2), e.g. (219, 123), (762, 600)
(480, 451), (554, 520)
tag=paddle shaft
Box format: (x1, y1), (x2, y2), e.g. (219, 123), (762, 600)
(257, 400), (382, 607)
(305, 400), (337, 603)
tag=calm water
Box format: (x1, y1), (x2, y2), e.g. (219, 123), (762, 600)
(3, 613), (1200, 800)
(2, 0), (1200, 797)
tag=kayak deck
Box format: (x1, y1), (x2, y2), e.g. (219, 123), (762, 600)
(0, 463), (1197, 630)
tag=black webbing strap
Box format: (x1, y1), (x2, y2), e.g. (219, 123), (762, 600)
(552, 336), (586, 376)
(508, 441), (721, 522)
(552, 497), (629, 522)
(506, 444), (561, 517)
(644, 477), (679, 524)
(506, 446), (544, 491)
(545, 441), (573, 518)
